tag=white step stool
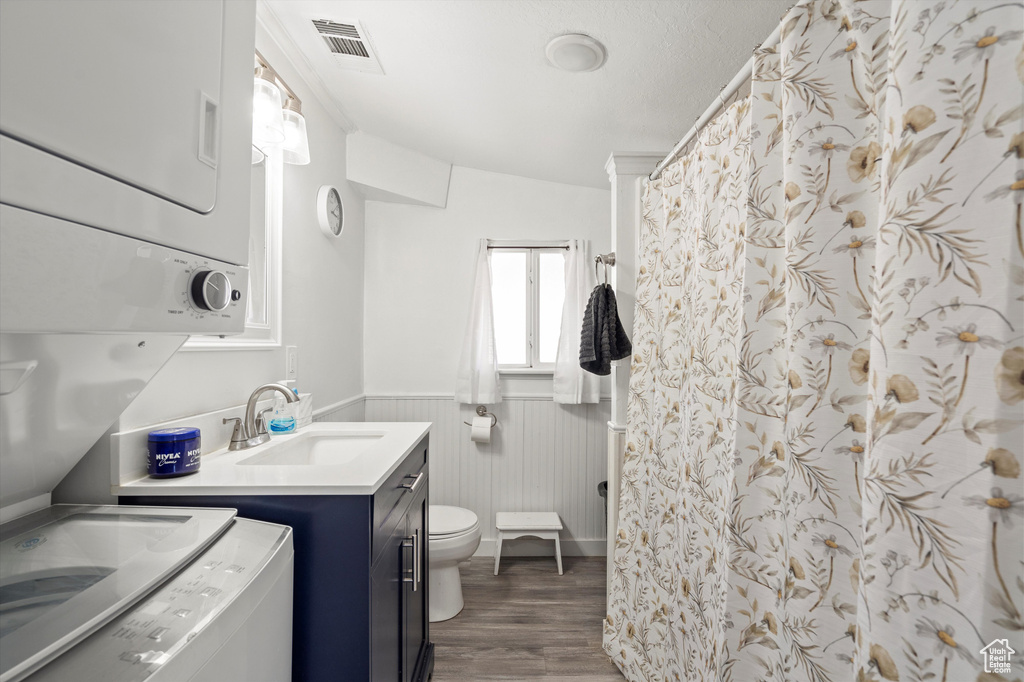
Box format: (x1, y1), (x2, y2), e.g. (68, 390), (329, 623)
(493, 512), (563, 576)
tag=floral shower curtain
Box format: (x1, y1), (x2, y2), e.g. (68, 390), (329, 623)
(604, 1), (1023, 681)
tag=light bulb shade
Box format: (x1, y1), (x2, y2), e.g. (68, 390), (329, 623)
(280, 108), (310, 165)
(252, 76), (285, 146)
(545, 34), (607, 72)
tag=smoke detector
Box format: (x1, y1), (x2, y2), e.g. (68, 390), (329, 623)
(545, 34), (606, 72)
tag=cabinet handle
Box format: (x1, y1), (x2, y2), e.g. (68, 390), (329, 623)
(401, 531), (420, 591)
(399, 471), (425, 493)
(414, 529), (421, 590)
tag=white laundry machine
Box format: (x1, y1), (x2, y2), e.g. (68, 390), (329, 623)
(0, 3), (294, 680)
(0, 505), (293, 682)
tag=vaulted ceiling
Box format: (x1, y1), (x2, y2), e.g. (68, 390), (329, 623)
(264, 0), (791, 188)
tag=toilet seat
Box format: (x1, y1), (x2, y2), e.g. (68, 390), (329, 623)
(430, 505), (478, 538)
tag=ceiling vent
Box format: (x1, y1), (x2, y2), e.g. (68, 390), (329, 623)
(312, 19), (384, 74)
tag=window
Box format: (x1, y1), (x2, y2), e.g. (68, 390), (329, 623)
(490, 246), (566, 369)
(183, 147), (282, 350)
(245, 152), (270, 328)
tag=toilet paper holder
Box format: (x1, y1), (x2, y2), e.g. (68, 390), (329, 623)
(463, 405), (498, 428)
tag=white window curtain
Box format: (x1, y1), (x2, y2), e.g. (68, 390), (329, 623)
(455, 239), (502, 404)
(553, 239), (599, 404)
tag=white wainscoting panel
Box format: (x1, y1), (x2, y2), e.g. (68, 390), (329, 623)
(313, 395), (366, 423)
(361, 396), (610, 556)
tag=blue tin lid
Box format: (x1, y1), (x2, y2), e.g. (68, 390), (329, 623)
(148, 427), (201, 442)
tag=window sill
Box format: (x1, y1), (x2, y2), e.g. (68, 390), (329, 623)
(499, 367), (554, 376)
(181, 337), (280, 352)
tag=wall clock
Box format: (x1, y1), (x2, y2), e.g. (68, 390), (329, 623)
(316, 185), (344, 238)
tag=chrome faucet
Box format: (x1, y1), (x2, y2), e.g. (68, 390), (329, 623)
(223, 382), (300, 450)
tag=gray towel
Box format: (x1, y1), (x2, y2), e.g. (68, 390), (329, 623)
(580, 284), (632, 376)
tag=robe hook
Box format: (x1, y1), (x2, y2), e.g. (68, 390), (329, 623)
(595, 253), (616, 285)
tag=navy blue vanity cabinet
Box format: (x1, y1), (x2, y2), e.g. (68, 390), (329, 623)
(120, 436), (434, 682)
(403, 484), (430, 682)
(372, 466), (430, 682)
(371, 516), (405, 681)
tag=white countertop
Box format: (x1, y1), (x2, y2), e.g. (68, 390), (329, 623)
(115, 422), (431, 497)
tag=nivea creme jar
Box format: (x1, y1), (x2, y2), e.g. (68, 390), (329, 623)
(148, 427), (201, 478)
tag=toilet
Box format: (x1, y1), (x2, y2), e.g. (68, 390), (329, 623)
(428, 505), (481, 622)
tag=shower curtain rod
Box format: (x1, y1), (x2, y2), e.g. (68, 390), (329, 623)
(486, 244), (569, 250)
(649, 17), (785, 181)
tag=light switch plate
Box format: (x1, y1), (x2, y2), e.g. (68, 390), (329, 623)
(286, 346), (298, 380)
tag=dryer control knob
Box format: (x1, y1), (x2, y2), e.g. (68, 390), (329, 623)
(189, 270), (232, 312)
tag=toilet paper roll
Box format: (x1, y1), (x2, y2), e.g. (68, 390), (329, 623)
(470, 415), (492, 443)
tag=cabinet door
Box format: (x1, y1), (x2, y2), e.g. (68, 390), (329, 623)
(371, 521), (404, 682)
(0, 0), (222, 212)
(402, 477), (429, 682)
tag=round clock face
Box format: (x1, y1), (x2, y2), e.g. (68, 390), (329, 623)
(318, 185), (344, 238)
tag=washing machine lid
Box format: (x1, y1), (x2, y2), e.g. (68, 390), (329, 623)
(430, 506), (478, 537)
(0, 504), (235, 682)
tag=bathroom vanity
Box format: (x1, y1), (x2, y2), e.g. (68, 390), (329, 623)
(117, 422), (433, 682)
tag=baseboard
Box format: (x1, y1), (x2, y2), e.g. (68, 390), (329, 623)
(473, 537), (606, 558)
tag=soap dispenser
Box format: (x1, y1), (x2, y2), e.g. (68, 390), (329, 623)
(268, 389), (299, 435)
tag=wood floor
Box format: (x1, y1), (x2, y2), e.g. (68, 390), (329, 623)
(429, 556), (624, 681)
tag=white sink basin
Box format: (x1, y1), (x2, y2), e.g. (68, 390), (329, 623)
(116, 422), (432, 495)
(237, 431), (385, 466)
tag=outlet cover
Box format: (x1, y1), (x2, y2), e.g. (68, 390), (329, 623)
(286, 346), (298, 380)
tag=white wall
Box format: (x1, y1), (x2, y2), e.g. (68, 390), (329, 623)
(363, 165), (609, 396)
(347, 131), (452, 207)
(54, 18), (364, 503)
(356, 166), (612, 556)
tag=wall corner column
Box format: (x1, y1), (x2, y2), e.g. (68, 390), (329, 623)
(603, 152), (662, 583)
(604, 153), (661, 426)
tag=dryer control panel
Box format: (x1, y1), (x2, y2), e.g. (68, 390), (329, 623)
(0, 204), (248, 336)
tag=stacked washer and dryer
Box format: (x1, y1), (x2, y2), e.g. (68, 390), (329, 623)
(0, 2), (294, 680)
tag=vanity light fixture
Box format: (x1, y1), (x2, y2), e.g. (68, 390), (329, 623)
(280, 97), (311, 165)
(252, 65), (286, 147)
(252, 51), (311, 165)
(545, 33), (607, 72)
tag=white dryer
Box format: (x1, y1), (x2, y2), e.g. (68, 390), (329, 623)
(0, 4), (294, 681)
(0, 0), (255, 265)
